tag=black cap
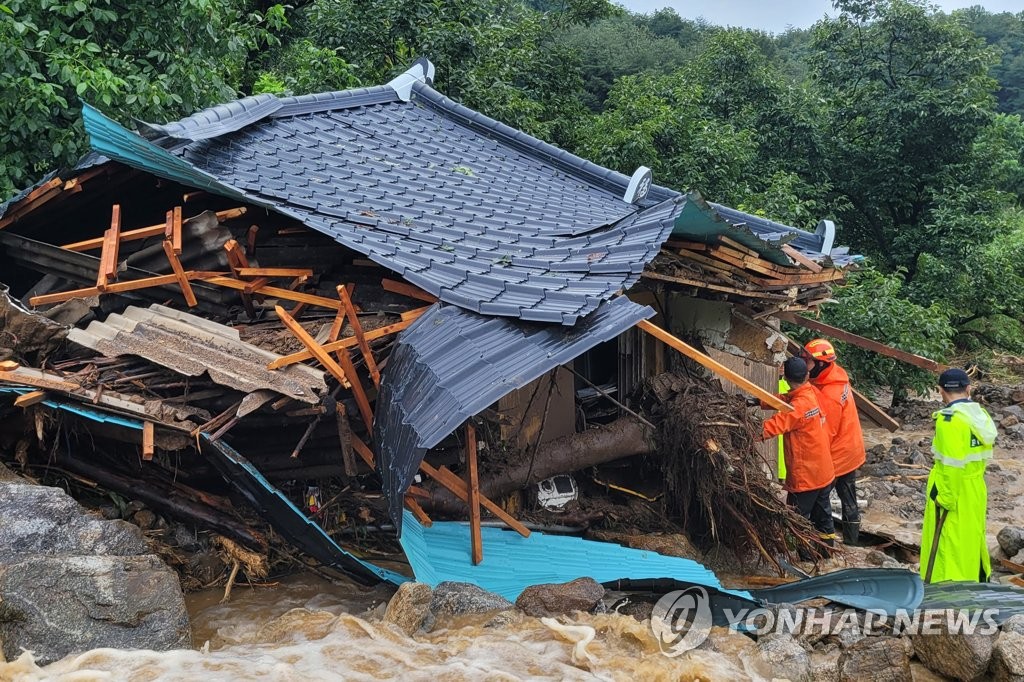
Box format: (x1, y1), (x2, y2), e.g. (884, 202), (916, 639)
(784, 357), (808, 383)
(938, 368), (970, 391)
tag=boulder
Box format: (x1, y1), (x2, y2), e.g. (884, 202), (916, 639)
(428, 582), (514, 621)
(0, 555), (190, 661)
(1005, 616), (1024, 636)
(838, 636), (912, 682)
(999, 527), (1024, 558)
(382, 582), (433, 635)
(1004, 405), (1024, 420)
(1001, 415), (1021, 429)
(515, 577), (604, 618)
(756, 633), (811, 682)
(0, 480), (190, 664)
(913, 626), (996, 681)
(992, 630), (1024, 682)
(809, 651), (841, 682)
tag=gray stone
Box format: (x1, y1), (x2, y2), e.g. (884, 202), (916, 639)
(1001, 415), (1021, 429)
(992, 630), (1024, 681)
(515, 577), (605, 617)
(0, 483), (147, 558)
(428, 581), (514, 620)
(913, 625), (996, 681)
(756, 633), (811, 682)
(382, 582), (433, 635)
(483, 609), (526, 629)
(999, 527), (1024, 558)
(810, 651), (841, 682)
(1004, 615), (1024, 636)
(132, 509), (157, 531)
(1009, 423), (1024, 440)
(1004, 405), (1024, 421)
(0, 555), (190, 664)
(838, 636), (912, 682)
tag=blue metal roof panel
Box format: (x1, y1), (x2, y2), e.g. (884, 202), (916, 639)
(399, 511), (752, 602)
(373, 297), (654, 532)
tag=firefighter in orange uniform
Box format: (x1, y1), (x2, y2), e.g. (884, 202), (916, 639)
(803, 339), (867, 546)
(761, 357), (837, 545)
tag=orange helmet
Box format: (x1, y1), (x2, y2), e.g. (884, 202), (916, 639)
(804, 338), (837, 363)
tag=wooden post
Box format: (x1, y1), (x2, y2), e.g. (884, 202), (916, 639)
(267, 311), (428, 370)
(142, 421), (155, 461)
(97, 204), (121, 289)
(336, 403), (357, 477)
(13, 390), (47, 408)
(62, 207), (247, 252)
(223, 239), (256, 318)
(162, 239), (198, 307)
(636, 319), (793, 412)
(465, 422), (483, 564)
(381, 278), (438, 303)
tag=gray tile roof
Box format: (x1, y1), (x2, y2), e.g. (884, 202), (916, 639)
(84, 62), (685, 324)
(373, 296), (654, 531)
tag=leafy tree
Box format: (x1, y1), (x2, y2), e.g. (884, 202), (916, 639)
(956, 7), (1024, 115)
(0, 0), (285, 196)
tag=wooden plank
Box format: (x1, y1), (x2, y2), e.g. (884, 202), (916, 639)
(208, 277), (342, 311)
(465, 422), (483, 564)
(29, 271), (219, 307)
(62, 207), (248, 251)
(162, 239), (198, 307)
(782, 245), (823, 273)
(382, 278), (438, 303)
(171, 206), (183, 255)
(14, 390), (48, 408)
(338, 285), (381, 387)
(0, 178), (63, 229)
(405, 495), (433, 527)
(640, 271), (794, 301)
(777, 312), (947, 373)
(235, 268), (315, 278)
(664, 239), (711, 252)
(636, 319), (792, 412)
(334, 345), (374, 433)
(327, 307), (347, 343)
(0, 369), (80, 392)
(426, 464), (531, 538)
(716, 236), (763, 259)
(142, 421), (155, 461)
(852, 390), (901, 432)
(267, 312), (427, 370)
(350, 434), (377, 469)
(242, 277), (271, 294)
(0, 361), (20, 372)
(336, 403), (358, 477)
(275, 305), (352, 389)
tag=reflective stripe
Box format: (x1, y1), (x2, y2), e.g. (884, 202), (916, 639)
(931, 446), (993, 468)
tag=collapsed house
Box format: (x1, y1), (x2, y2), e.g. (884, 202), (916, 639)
(0, 60), (892, 592)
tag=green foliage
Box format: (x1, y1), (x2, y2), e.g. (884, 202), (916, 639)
(255, 40), (361, 95)
(0, 0), (286, 196)
(956, 7), (1024, 115)
(793, 267), (956, 400)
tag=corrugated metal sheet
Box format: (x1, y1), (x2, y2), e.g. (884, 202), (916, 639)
(0, 387), (144, 429)
(399, 510), (752, 602)
(68, 304), (327, 403)
(201, 435), (408, 586)
(374, 297), (655, 531)
(919, 581), (1024, 625)
(79, 61), (685, 325)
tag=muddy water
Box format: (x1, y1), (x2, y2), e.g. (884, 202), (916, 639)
(1, 574), (771, 681)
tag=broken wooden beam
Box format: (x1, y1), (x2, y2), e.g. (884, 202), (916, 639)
(142, 421), (155, 461)
(162, 239), (198, 307)
(267, 310), (428, 370)
(465, 422), (483, 564)
(636, 319), (792, 412)
(13, 390), (48, 408)
(405, 495), (433, 527)
(235, 267), (315, 279)
(852, 390), (901, 433)
(781, 245), (823, 273)
(96, 204), (122, 289)
(423, 463), (531, 538)
(0, 178), (64, 229)
(28, 271), (222, 307)
(382, 278), (438, 303)
(336, 403), (357, 477)
(275, 305), (351, 387)
(777, 312), (948, 373)
(337, 284), (381, 387)
(207, 277), (342, 311)
(62, 207), (247, 251)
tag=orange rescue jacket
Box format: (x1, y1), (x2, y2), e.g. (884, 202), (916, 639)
(762, 382), (835, 493)
(810, 363), (866, 477)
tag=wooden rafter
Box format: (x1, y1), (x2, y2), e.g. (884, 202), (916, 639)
(465, 422), (483, 564)
(382, 278), (438, 303)
(207, 277), (342, 311)
(142, 421), (155, 461)
(162, 236), (198, 307)
(97, 204), (122, 289)
(337, 284), (381, 387)
(29, 271), (222, 307)
(61, 207), (247, 252)
(13, 390), (48, 408)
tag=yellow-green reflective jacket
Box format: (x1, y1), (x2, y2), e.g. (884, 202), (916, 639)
(777, 378), (790, 480)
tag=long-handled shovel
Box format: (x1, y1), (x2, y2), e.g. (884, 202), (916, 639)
(924, 506), (949, 584)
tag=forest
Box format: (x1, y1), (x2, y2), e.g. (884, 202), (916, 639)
(2, 0), (1023, 400)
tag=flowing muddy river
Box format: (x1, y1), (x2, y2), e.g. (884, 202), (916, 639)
(2, 573), (771, 681)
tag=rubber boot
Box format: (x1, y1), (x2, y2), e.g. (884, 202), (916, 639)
(843, 522), (860, 547)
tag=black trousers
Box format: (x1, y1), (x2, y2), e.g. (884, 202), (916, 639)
(788, 483), (837, 540)
(834, 469), (861, 525)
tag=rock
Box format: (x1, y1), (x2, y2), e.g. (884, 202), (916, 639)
(0, 555), (190, 663)
(0, 483), (147, 557)
(0, 481), (190, 664)
(810, 651), (841, 682)
(1014, 550), (1024, 566)
(1004, 405), (1024, 420)
(1011, 391), (1024, 405)
(756, 633), (811, 682)
(382, 582), (433, 635)
(906, 450), (930, 466)
(866, 550), (891, 566)
(132, 509), (157, 531)
(913, 625), (996, 681)
(429, 582), (514, 621)
(483, 609), (526, 629)
(992, 630), (1024, 681)
(125, 500), (146, 515)
(1009, 424), (1024, 440)
(999, 527), (1024, 558)
(1004, 616), (1024, 636)
(515, 577), (605, 618)
(614, 599), (654, 622)
(838, 636), (912, 681)
(1001, 415), (1021, 429)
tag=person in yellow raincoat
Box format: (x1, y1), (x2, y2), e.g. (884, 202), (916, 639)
(920, 368), (997, 583)
(777, 377), (790, 481)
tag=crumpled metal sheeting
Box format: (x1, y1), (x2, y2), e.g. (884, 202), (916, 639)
(374, 297), (655, 531)
(399, 510), (750, 602)
(68, 304), (327, 404)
